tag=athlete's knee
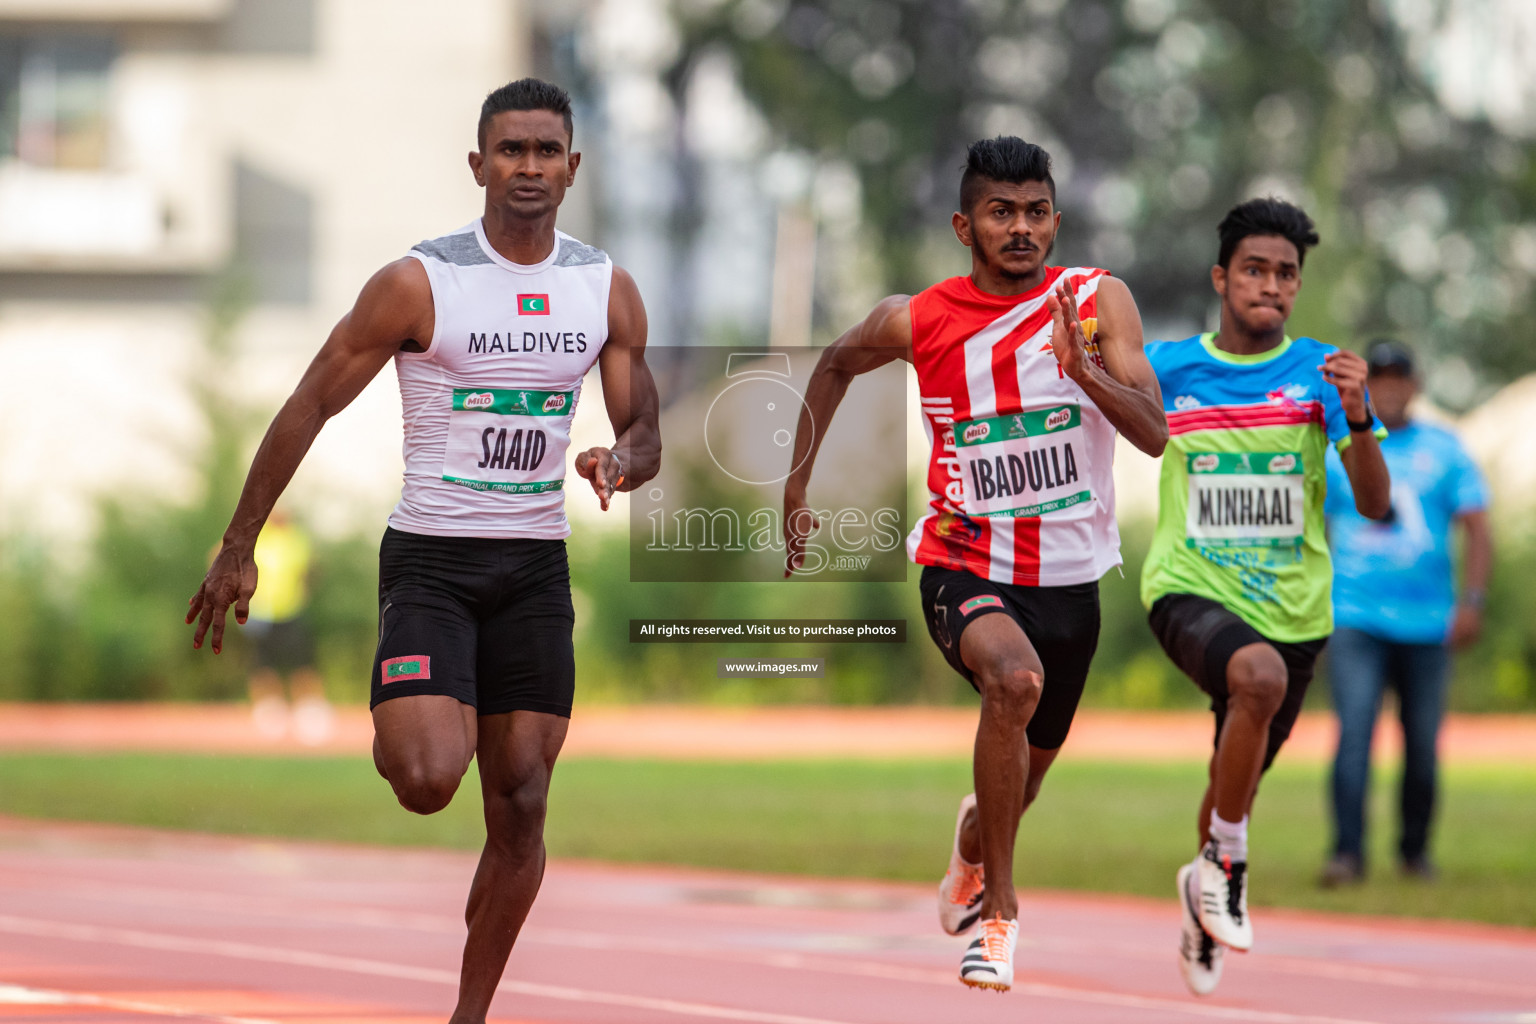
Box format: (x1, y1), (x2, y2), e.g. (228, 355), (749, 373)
(1226, 645), (1288, 718)
(391, 763), (464, 816)
(978, 662), (1044, 719)
(484, 770), (551, 835)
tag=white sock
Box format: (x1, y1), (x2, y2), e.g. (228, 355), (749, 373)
(1209, 811), (1249, 863)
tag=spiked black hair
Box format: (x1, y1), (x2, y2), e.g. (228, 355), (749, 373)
(960, 136), (1055, 212)
(1216, 197), (1319, 267)
(478, 78), (573, 150)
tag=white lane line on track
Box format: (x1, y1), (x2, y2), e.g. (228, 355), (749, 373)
(0, 915), (854, 1024)
(15, 876), (1529, 1002)
(755, 954), (1388, 1024)
(0, 912), (1385, 1024)
(0, 982), (278, 1024)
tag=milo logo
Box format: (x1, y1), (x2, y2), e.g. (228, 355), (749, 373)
(463, 392), (495, 410)
(1192, 454), (1220, 473)
(1044, 408), (1072, 431)
(1268, 454), (1297, 473)
(962, 422), (991, 444)
(542, 393), (568, 413)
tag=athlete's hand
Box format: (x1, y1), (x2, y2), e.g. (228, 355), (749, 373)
(1321, 350), (1370, 421)
(575, 447), (623, 511)
(782, 485), (819, 578)
(187, 543), (257, 654)
(1046, 280), (1091, 382)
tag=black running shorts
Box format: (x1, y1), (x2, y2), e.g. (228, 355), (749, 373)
(1148, 592), (1327, 771)
(919, 565), (1101, 751)
(370, 527), (576, 718)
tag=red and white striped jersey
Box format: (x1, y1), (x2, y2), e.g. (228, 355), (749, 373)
(906, 267), (1123, 586)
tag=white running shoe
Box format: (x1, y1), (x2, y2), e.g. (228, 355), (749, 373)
(1194, 839), (1253, 951)
(938, 793), (985, 936)
(959, 914), (1017, 991)
(1177, 861), (1224, 996)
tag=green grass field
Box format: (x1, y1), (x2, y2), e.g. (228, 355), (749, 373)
(0, 752), (1532, 927)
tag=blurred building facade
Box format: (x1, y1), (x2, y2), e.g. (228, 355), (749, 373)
(0, 0), (532, 537)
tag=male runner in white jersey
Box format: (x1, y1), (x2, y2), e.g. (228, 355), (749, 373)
(783, 137), (1167, 990)
(186, 79), (660, 1024)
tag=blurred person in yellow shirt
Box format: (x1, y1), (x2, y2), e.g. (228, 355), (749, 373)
(245, 508), (332, 744)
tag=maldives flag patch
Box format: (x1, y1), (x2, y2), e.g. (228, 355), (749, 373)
(518, 293), (550, 315)
(959, 595), (1004, 616)
(381, 655), (431, 682)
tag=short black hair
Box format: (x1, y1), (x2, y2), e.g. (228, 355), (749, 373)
(1217, 197), (1319, 268)
(960, 136), (1055, 213)
(478, 78), (573, 150)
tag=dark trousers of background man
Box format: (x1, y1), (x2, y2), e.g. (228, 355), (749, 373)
(1328, 627), (1450, 866)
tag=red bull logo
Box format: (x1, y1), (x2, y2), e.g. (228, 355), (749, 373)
(542, 393), (568, 413)
(1044, 408), (1072, 431)
(962, 423), (990, 444)
(464, 392), (495, 410)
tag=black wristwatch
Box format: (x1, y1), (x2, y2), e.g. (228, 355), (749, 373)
(1346, 413), (1375, 433)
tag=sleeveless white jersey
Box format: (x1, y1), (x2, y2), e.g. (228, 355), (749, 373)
(387, 220), (613, 539)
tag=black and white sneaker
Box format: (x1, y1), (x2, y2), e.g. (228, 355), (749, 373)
(1195, 839), (1252, 951)
(959, 915), (1017, 991)
(1177, 861), (1224, 995)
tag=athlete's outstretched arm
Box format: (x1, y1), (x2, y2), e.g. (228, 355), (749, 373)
(187, 258), (433, 653)
(575, 266), (660, 511)
(1046, 276), (1167, 457)
(1326, 349), (1391, 520)
(783, 295), (913, 575)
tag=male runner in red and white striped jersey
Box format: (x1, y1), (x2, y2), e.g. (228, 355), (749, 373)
(784, 137), (1167, 991)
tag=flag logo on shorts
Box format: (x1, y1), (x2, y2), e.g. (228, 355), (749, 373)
(518, 293), (550, 315)
(959, 595), (1003, 616)
(382, 655), (431, 682)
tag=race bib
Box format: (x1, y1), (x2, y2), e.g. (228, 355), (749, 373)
(1185, 451), (1304, 548)
(442, 387), (572, 493)
(953, 404), (1093, 518)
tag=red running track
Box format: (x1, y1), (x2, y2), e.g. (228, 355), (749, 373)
(1, 817), (1533, 1024)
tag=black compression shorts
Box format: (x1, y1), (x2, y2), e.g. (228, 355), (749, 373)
(370, 527), (576, 718)
(1148, 592), (1327, 771)
(918, 565), (1101, 751)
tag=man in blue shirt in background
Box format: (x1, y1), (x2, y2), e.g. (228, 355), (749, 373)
(1320, 340), (1493, 886)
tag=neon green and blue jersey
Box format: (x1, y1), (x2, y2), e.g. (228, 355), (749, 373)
(1325, 421), (1487, 644)
(1140, 333), (1385, 642)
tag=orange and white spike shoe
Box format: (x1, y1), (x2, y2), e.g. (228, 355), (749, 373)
(959, 914), (1018, 991)
(937, 793), (985, 935)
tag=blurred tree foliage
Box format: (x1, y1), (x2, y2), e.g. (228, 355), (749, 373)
(671, 0), (1536, 405)
(0, 277), (379, 703)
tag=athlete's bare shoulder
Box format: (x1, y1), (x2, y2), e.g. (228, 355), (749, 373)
(606, 264), (646, 349)
(862, 294), (914, 360)
(348, 256), (434, 353)
(1094, 274), (1135, 303)
(1089, 275), (1144, 340)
